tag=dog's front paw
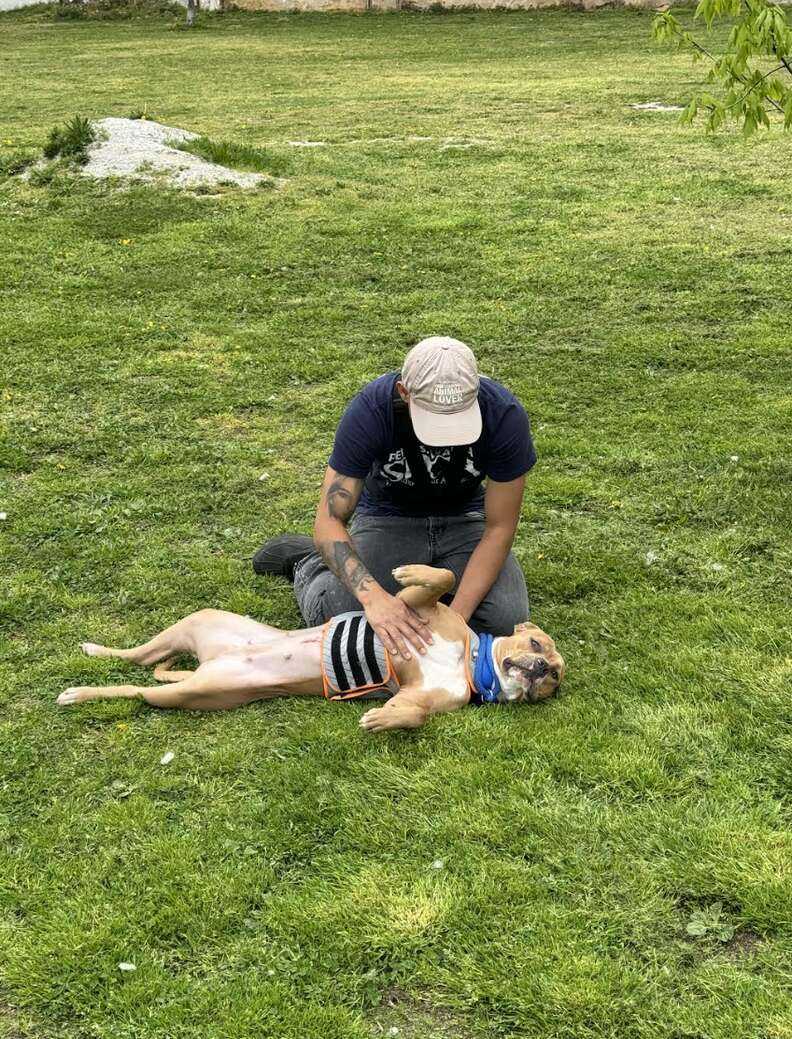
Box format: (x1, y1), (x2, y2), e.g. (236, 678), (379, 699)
(57, 688), (81, 706)
(360, 707), (391, 733)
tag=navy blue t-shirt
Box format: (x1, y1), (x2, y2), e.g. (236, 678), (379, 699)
(328, 372), (536, 517)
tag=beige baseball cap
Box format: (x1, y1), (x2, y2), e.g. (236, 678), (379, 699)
(401, 336), (482, 447)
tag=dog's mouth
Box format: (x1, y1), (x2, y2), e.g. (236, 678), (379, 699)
(502, 656), (551, 703)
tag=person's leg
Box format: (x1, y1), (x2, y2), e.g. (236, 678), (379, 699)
(252, 534), (314, 581)
(293, 555), (359, 627)
(293, 516), (430, 627)
(434, 515), (530, 635)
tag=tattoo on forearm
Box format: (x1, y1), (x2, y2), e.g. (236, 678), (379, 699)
(326, 478), (356, 522)
(318, 539), (373, 596)
(335, 543), (373, 595)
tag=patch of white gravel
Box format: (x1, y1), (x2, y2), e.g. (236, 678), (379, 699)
(81, 117), (267, 188)
(630, 102), (684, 112)
(288, 135), (492, 149)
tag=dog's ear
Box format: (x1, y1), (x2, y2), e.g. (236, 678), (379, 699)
(513, 621), (541, 635)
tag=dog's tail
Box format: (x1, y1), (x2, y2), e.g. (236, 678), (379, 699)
(153, 657), (195, 683)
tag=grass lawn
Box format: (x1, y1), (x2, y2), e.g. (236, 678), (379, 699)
(1, 6), (791, 1037)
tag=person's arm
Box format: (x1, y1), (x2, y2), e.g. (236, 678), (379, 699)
(448, 475), (525, 622)
(313, 467), (432, 659)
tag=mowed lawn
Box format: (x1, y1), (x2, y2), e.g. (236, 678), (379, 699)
(1, 6), (791, 1038)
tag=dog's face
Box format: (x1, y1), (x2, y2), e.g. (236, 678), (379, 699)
(496, 622), (565, 704)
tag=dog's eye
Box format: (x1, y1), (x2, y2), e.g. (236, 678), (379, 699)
(530, 638), (542, 652)
(551, 670), (558, 680)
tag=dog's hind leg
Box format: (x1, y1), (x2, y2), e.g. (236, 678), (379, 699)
(57, 681), (209, 710)
(80, 610), (243, 666)
(153, 658), (195, 683)
(82, 610), (285, 668)
(80, 619), (193, 666)
(57, 684), (159, 707)
(58, 667), (268, 712)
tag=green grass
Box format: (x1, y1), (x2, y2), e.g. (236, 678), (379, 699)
(1, 8), (791, 1039)
(52, 0), (182, 21)
(173, 134), (293, 176)
(0, 150), (35, 178)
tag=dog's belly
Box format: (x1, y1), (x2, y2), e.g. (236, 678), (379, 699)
(211, 630), (325, 696)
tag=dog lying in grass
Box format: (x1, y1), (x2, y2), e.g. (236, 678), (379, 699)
(57, 565), (565, 732)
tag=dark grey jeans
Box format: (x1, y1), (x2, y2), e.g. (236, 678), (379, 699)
(293, 512), (529, 636)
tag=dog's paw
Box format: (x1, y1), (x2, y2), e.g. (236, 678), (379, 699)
(392, 564), (432, 588)
(359, 708), (390, 733)
(57, 688), (80, 706)
(81, 642), (106, 657)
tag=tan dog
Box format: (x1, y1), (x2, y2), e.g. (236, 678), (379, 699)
(57, 565), (565, 732)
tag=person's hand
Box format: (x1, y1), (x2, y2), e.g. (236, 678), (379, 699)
(361, 586), (433, 660)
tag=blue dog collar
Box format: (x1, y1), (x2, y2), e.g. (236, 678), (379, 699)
(470, 632), (501, 706)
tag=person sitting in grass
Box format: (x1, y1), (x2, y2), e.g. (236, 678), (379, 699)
(253, 336), (537, 661)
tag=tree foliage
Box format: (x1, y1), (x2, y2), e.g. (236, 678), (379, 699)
(653, 0), (792, 134)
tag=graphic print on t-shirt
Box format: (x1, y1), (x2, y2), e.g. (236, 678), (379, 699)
(379, 445), (482, 489)
(381, 449), (413, 484)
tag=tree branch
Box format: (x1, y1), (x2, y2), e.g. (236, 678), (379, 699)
(725, 63), (786, 109)
(682, 33), (786, 112)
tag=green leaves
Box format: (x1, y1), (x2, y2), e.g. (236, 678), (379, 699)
(652, 0), (792, 134)
(685, 902), (738, 942)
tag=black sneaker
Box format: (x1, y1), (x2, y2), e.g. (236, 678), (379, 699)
(252, 534), (314, 582)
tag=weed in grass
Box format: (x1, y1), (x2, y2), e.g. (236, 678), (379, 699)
(42, 114), (95, 163)
(127, 103), (163, 122)
(686, 901), (736, 942)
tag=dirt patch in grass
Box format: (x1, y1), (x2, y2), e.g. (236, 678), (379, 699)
(368, 987), (469, 1039)
(0, 995), (26, 1039)
(722, 928), (763, 959)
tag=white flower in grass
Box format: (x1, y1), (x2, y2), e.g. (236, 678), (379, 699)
(118, 962), (136, 972)
(0, 512), (6, 521)
(160, 751), (175, 765)
(644, 550), (659, 565)
(431, 859), (444, 870)
(730, 455), (739, 462)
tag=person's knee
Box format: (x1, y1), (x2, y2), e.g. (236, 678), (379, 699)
(471, 597), (529, 637)
(470, 561), (530, 636)
(296, 571), (358, 627)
